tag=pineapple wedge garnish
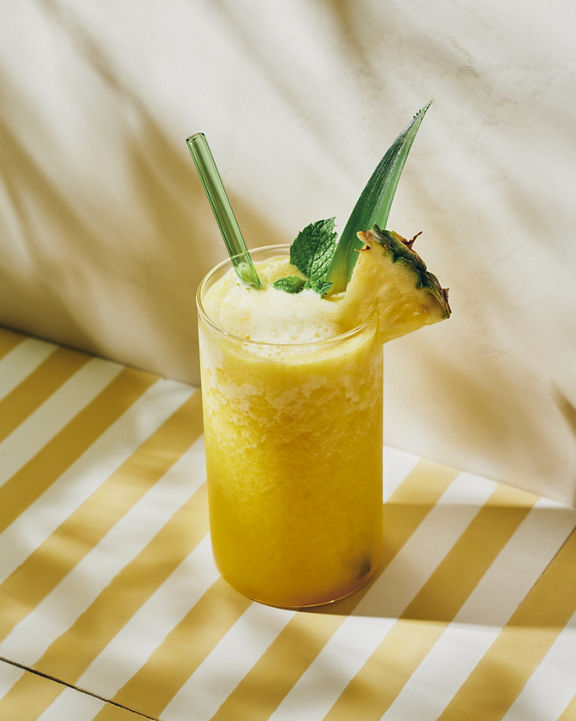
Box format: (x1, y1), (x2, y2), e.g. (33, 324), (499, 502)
(337, 226), (451, 343)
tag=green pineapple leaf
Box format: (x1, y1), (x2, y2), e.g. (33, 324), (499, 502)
(326, 101), (431, 293)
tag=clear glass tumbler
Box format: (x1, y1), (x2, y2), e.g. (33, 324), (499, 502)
(197, 246), (383, 608)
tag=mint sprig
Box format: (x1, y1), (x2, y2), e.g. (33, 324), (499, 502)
(273, 218), (337, 295)
(290, 218), (337, 285)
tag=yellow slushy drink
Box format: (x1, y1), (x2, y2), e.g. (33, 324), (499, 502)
(198, 246), (383, 608)
(193, 105), (451, 608)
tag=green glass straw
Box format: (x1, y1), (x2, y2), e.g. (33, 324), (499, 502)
(186, 133), (261, 289)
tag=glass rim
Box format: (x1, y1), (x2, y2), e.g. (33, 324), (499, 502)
(196, 244), (375, 349)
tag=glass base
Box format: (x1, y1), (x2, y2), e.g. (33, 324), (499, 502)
(220, 558), (381, 610)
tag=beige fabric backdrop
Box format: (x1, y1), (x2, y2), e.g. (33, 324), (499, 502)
(1, 0), (575, 503)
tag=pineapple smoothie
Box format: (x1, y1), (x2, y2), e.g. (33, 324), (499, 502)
(191, 103), (451, 608)
(198, 247), (384, 608)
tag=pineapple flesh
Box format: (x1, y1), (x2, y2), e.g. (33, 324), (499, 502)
(336, 226), (451, 342)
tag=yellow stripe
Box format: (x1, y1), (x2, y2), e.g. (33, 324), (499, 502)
(438, 530), (576, 721)
(33, 483), (209, 683)
(0, 345), (89, 443)
(0, 392), (203, 642)
(208, 460), (459, 721)
(88, 701), (152, 720)
(0, 367), (156, 534)
(0, 328), (25, 360)
(0, 666), (148, 721)
(323, 484), (538, 721)
(559, 693), (576, 721)
(112, 578), (252, 716)
(0, 667), (65, 720)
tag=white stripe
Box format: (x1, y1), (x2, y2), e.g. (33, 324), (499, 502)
(163, 604), (296, 721)
(0, 337), (55, 401)
(76, 535), (218, 699)
(0, 436), (206, 666)
(36, 686), (104, 721)
(0, 659), (23, 696)
(381, 498), (576, 721)
(0, 357), (122, 485)
(383, 446), (419, 501)
(268, 472), (497, 721)
(0, 381), (194, 582)
(502, 611), (576, 721)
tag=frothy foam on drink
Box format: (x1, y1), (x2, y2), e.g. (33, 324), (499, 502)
(203, 256), (347, 344)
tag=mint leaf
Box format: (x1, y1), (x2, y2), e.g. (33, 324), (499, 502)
(274, 218), (337, 296)
(273, 276), (306, 294)
(290, 218), (337, 286)
(305, 279), (333, 295)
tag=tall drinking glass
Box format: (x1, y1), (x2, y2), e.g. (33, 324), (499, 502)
(197, 246), (383, 608)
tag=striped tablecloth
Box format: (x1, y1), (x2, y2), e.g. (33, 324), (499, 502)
(0, 325), (575, 721)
